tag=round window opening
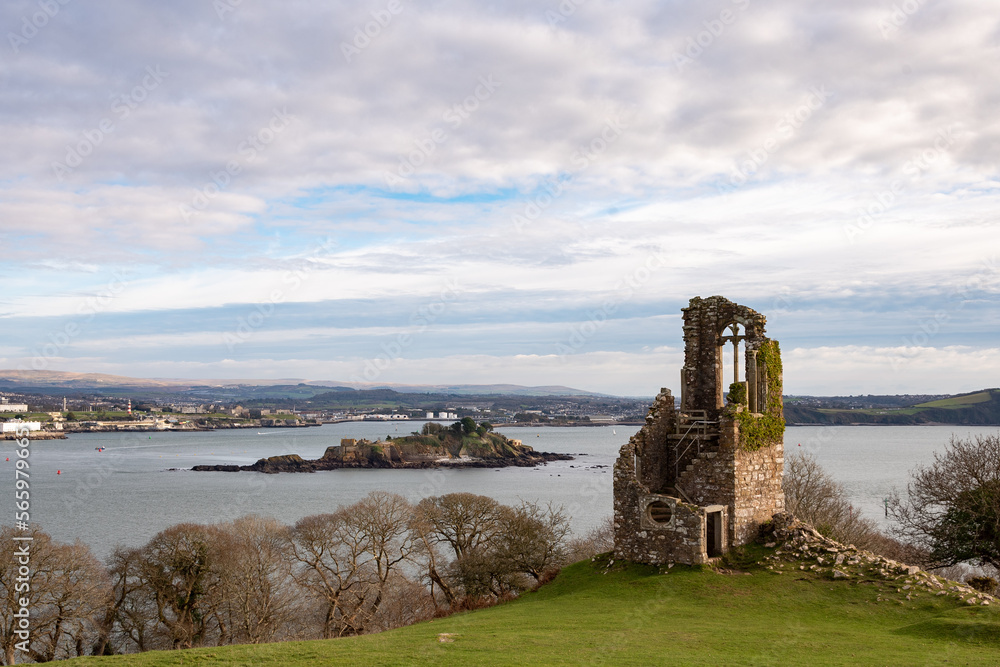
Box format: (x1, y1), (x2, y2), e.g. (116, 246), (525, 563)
(647, 500), (673, 524)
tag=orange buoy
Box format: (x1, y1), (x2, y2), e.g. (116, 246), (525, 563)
(57, 470), (61, 474)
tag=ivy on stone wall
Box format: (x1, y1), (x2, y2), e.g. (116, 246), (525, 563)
(731, 339), (785, 452)
(727, 382), (747, 406)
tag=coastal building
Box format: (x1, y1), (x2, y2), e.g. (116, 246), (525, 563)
(587, 414), (616, 424)
(1, 421), (41, 432)
(613, 296), (785, 565)
(0, 398), (29, 412)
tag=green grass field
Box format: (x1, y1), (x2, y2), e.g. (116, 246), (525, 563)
(68, 549), (1000, 666)
(914, 391), (995, 409)
(817, 407), (923, 416)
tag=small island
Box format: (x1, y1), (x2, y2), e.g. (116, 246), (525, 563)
(192, 418), (572, 473)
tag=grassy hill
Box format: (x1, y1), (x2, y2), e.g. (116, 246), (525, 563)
(69, 545), (1000, 666)
(784, 388), (1000, 425)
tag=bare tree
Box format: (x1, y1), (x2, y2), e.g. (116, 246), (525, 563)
(409, 511), (458, 608)
(412, 493), (508, 600)
(286, 510), (373, 638)
(414, 493), (506, 560)
(214, 516), (298, 645)
(139, 524), (224, 649)
(101, 546), (165, 655)
(363, 574), (436, 633)
(27, 539), (110, 662)
(890, 433), (1000, 569)
(287, 493), (422, 638)
(784, 452), (879, 547)
(349, 492), (416, 618)
(412, 494), (570, 601)
(0, 526), (109, 665)
(495, 501), (570, 582)
(565, 516), (615, 563)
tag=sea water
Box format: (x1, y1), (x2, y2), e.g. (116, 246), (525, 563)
(1, 422), (997, 559)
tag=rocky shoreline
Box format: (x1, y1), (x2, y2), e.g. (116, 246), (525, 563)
(192, 435), (573, 473)
(193, 451), (572, 473)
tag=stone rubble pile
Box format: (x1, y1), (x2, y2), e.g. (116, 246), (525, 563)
(760, 512), (993, 607)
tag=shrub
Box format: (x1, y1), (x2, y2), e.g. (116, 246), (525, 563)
(966, 575), (997, 594)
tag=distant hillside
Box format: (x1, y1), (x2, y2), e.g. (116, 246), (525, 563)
(0, 370), (599, 398)
(785, 389), (1000, 425)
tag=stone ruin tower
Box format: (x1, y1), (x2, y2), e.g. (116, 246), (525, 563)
(613, 295), (785, 565)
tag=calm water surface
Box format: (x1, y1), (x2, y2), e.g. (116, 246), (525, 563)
(2, 422), (997, 559)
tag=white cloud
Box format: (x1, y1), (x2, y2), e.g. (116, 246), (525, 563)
(3, 1), (999, 394)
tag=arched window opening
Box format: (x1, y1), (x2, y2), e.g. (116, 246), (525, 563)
(719, 322), (745, 406)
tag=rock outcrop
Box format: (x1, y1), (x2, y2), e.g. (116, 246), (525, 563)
(192, 433), (571, 473)
(760, 512), (994, 606)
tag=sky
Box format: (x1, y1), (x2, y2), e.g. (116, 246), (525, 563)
(1, 0), (998, 397)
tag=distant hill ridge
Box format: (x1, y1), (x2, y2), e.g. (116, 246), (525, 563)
(0, 369), (598, 397)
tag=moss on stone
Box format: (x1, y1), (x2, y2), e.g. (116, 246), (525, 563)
(734, 339), (785, 452)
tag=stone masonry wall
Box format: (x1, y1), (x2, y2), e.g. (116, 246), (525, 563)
(615, 389), (710, 564)
(681, 296), (766, 419)
(613, 444), (708, 566)
(733, 439), (785, 544)
(632, 389), (676, 494)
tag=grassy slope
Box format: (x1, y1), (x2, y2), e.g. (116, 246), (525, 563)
(69, 551), (1000, 667)
(914, 391), (993, 409)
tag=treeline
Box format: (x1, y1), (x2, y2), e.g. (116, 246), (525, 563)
(1, 493), (611, 663)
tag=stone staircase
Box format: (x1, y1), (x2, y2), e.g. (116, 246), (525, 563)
(666, 410), (718, 502)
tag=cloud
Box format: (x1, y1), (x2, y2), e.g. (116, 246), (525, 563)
(2, 0), (999, 394)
